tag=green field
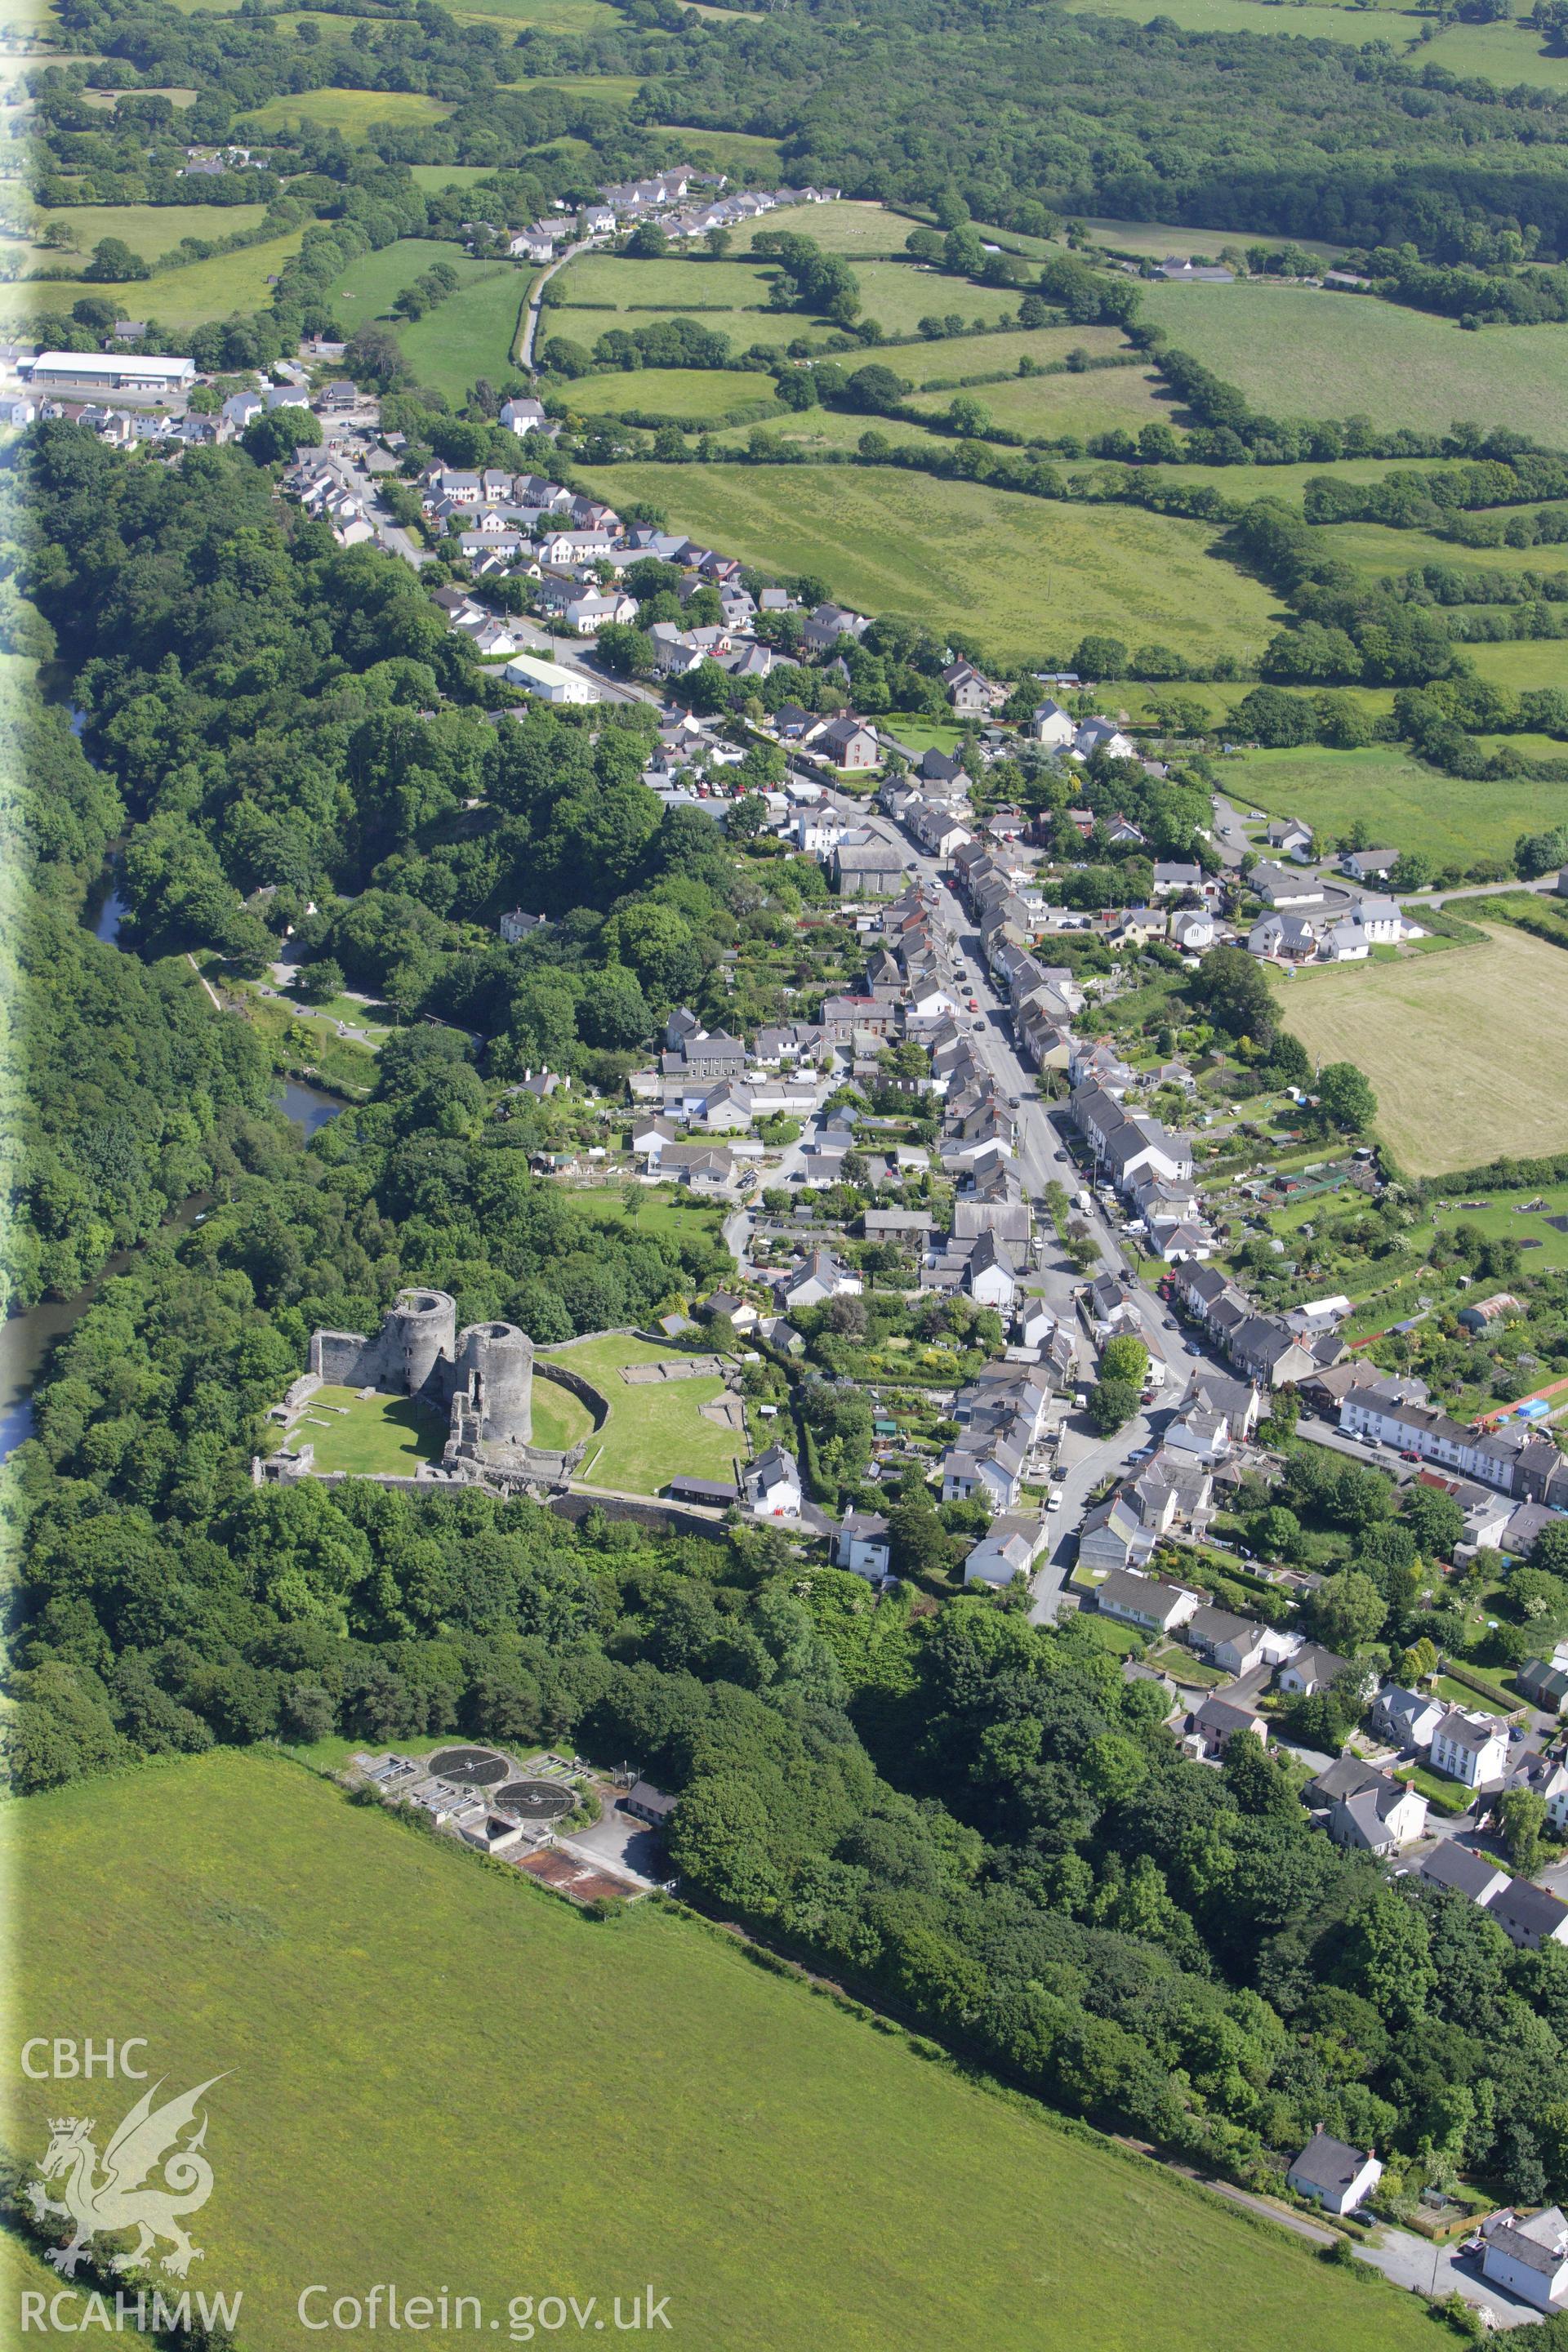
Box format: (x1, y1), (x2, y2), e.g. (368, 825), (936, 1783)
(890, 321), (1131, 385)
(853, 258), (1019, 337)
(1223, 745), (1568, 863)
(399, 270), (528, 399)
(577, 461), (1279, 668)
(2, 1748), (1441, 2352)
(326, 234), (482, 318)
(549, 251), (842, 350)
(1079, 213), (1347, 264)
(1136, 454), (1476, 509)
(906, 361), (1167, 439)
(644, 125), (786, 174)
(406, 164), (500, 190)
(79, 82), (196, 104)
(567, 367), (785, 424)
(292, 1384), (446, 1473)
(546, 1331), (742, 1494)
(1321, 518), (1568, 581)
(1057, 0), (1416, 42)
(29, 202), (269, 263)
(0, 229), (307, 327)
(726, 198), (913, 257)
(1276, 921), (1568, 1173)
(529, 1373), (596, 1452)
(452, 0), (622, 26)
(1137, 282), (1568, 443)
(241, 87), (452, 136)
(714, 407), (942, 457)
(1466, 640), (1568, 694)
(1420, 13), (1568, 89)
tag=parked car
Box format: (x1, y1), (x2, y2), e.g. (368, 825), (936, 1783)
(1045, 1490), (1062, 1512)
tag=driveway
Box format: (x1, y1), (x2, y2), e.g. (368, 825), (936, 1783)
(556, 1797), (670, 1891)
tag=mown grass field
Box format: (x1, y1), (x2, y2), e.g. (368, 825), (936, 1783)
(726, 198), (912, 257)
(1466, 639), (1568, 693)
(1137, 281), (1568, 443)
(546, 1330), (742, 1493)
(1321, 518), (1568, 581)
(240, 86), (452, 136)
(1223, 744), (1568, 863)
(906, 361), (1166, 439)
(0, 229), (307, 328)
(853, 258), (1019, 336)
(1276, 922), (1568, 1173)
(1079, 213), (1348, 264)
(29, 201), (269, 262)
(577, 461), (1279, 667)
(1420, 13), (1568, 89)
(530, 1374), (596, 1452)
(890, 321), (1131, 385)
(2, 1748), (1441, 2352)
(324, 234), (480, 318)
(1135, 454), (1476, 509)
(397, 269), (528, 401)
(293, 1385), (446, 1474)
(715, 407), (940, 457)
(450, 0), (623, 27)
(1057, 0), (1414, 41)
(567, 367), (784, 424)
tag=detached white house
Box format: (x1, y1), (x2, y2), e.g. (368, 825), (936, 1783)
(1286, 2130), (1383, 2217)
(1430, 1706), (1510, 1787)
(742, 1444), (804, 1519)
(1483, 2209), (1568, 2310)
(963, 1514), (1050, 1589)
(835, 1507), (892, 1580)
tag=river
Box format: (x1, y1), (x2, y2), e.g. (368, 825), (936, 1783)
(0, 850), (345, 1457)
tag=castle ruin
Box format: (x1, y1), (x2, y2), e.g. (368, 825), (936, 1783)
(311, 1289), (537, 1450)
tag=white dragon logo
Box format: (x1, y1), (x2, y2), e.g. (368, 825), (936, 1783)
(25, 2077), (225, 2279)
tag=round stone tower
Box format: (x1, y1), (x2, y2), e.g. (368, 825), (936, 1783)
(385, 1288), (457, 1400)
(456, 1321), (533, 1446)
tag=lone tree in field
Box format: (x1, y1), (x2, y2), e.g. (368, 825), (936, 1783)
(1316, 1060), (1378, 1135)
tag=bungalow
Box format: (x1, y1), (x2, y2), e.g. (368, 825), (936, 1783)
(776, 1250), (863, 1309)
(1183, 1605), (1272, 1677)
(1341, 846), (1397, 882)
(1276, 1642), (1352, 1698)
(1263, 815), (1313, 860)
(1094, 1568), (1203, 1635)
(1250, 862), (1327, 910)
(963, 1513), (1050, 1589)
(742, 1444), (804, 1519)
(1285, 2132), (1383, 2217)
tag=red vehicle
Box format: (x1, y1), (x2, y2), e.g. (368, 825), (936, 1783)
(967, 998), (979, 1011)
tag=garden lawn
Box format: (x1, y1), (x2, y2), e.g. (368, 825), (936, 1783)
(29, 201), (269, 262)
(570, 1183), (726, 1248)
(1136, 281), (1568, 444)
(574, 461), (1278, 669)
(906, 361), (1167, 439)
(240, 87), (452, 136)
(1428, 1185), (1568, 1276)
(390, 266), (527, 399)
(546, 1331), (742, 1494)
(1221, 745), (1568, 865)
(292, 1385), (447, 1474)
(1273, 922), (1568, 1174)
(0, 230), (306, 328)
(2, 1748), (1442, 2352)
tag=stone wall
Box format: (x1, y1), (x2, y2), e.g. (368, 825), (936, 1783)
(310, 1329), (385, 1388)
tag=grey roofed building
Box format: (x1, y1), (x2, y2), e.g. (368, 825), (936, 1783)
(1417, 1842), (1511, 1904)
(1285, 2129), (1382, 2215)
(1486, 1878), (1568, 1949)
(624, 1779), (678, 1826)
